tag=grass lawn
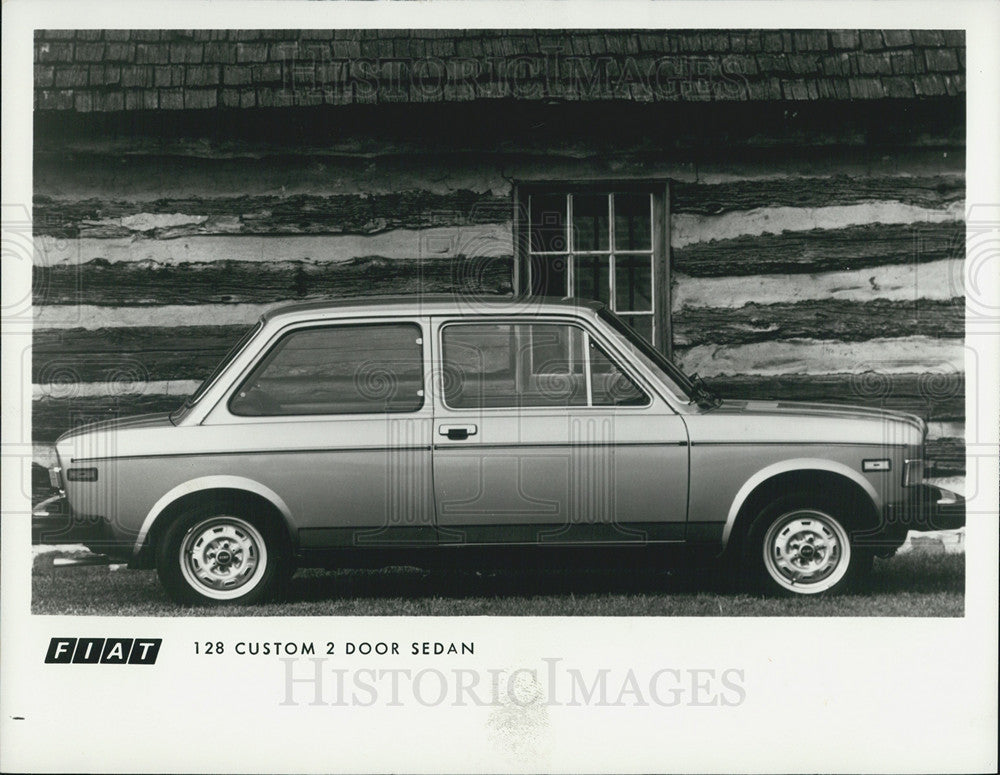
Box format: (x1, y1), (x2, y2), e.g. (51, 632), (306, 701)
(31, 550), (964, 617)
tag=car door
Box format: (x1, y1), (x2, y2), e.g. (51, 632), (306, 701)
(205, 317), (436, 548)
(430, 316), (689, 545)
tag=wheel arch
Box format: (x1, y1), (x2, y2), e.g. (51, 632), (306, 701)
(721, 459), (881, 552)
(132, 476), (298, 566)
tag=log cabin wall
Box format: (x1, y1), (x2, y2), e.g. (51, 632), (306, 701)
(30, 29), (966, 484)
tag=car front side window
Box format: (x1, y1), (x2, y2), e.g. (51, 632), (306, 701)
(441, 321), (649, 410)
(229, 322), (424, 416)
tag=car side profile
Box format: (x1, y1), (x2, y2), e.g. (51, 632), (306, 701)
(36, 296), (965, 605)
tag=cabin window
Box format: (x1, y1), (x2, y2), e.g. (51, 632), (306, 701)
(516, 184), (671, 356)
(440, 321), (649, 410)
(229, 323), (424, 416)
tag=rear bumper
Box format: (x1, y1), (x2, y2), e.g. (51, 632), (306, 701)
(884, 484), (966, 533)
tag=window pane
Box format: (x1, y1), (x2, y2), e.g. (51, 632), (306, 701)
(530, 194), (567, 252)
(573, 254), (609, 303)
(572, 194), (609, 252)
(530, 324), (586, 385)
(441, 324), (514, 408)
(620, 315), (654, 346)
(614, 254), (653, 312)
(590, 341), (650, 407)
(230, 324), (423, 416)
(614, 193), (651, 251)
(530, 254), (569, 297)
(442, 323), (587, 409)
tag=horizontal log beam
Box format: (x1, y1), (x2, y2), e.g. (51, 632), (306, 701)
(33, 380), (200, 400)
(32, 261), (962, 327)
(677, 336), (963, 378)
(672, 258), (962, 309)
(33, 241), (958, 311)
(35, 302), (276, 329)
(34, 325), (245, 382)
(671, 201), (962, 248)
(672, 221), (963, 277)
(35, 297), (965, 383)
(34, 226), (514, 268)
(673, 298), (964, 347)
(33, 98), (963, 160)
(34, 254), (515, 306)
(34, 143), (964, 204)
(34, 149), (519, 200)
(705, 373), (964, 423)
(33, 191), (512, 239)
(35, 178), (964, 239)
(672, 175), (964, 216)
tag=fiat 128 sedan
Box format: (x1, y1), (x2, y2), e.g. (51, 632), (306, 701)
(36, 296), (965, 604)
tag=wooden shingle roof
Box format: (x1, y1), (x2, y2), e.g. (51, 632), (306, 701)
(34, 29), (965, 112)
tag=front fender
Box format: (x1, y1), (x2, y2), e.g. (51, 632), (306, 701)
(720, 458), (882, 548)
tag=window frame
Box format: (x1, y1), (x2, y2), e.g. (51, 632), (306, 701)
(513, 180), (672, 359)
(437, 316), (653, 412)
(225, 320), (427, 419)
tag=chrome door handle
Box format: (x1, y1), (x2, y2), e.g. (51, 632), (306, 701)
(438, 424), (478, 441)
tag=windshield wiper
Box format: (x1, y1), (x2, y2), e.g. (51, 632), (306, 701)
(687, 373), (723, 409)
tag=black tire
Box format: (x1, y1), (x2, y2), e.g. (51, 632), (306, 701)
(740, 492), (872, 596)
(156, 505), (287, 606)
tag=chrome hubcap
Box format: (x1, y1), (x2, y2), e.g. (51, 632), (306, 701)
(763, 509), (850, 593)
(180, 517), (267, 599)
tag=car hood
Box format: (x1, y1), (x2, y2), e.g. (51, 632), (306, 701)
(704, 399), (926, 439)
(55, 412), (176, 444)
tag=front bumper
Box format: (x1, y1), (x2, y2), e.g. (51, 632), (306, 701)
(884, 483), (966, 533)
(32, 495), (132, 560)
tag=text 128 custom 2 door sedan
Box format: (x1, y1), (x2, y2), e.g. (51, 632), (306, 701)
(37, 296), (965, 604)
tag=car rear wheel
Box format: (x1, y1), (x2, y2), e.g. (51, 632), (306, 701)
(743, 494), (870, 596)
(157, 508), (285, 605)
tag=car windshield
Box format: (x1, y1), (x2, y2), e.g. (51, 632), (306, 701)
(597, 307), (696, 400)
(170, 321), (262, 421)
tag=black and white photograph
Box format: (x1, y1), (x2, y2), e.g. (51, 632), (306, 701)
(2, 1), (997, 772)
(20, 22), (975, 613)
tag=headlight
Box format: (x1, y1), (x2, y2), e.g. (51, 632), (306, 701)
(903, 459), (926, 487)
(48, 466), (63, 489)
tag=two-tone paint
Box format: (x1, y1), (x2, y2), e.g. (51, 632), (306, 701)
(47, 296), (951, 571)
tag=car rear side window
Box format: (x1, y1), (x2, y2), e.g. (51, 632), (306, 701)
(229, 323), (424, 416)
(441, 322), (648, 409)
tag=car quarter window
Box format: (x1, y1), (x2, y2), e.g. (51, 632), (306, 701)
(229, 323), (424, 416)
(441, 321), (649, 409)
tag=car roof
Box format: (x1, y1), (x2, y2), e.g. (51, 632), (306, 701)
(260, 294), (606, 322)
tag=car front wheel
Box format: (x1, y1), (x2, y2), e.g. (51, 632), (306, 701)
(743, 494), (870, 595)
(157, 509), (285, 605)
